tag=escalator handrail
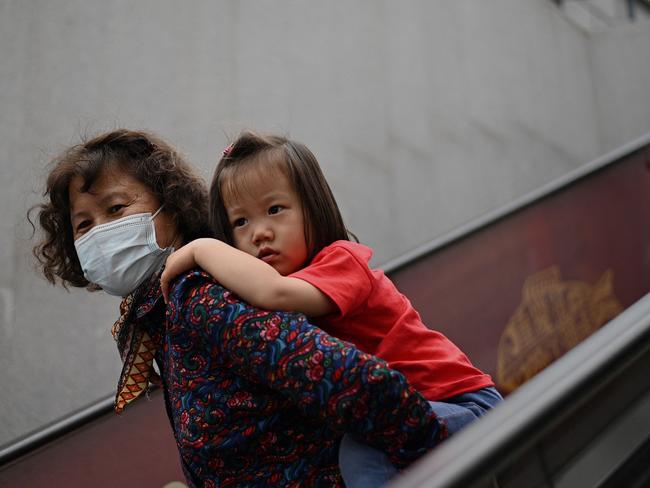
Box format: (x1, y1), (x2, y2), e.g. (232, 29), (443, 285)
(0, 395), (114, 467)
(381, 132), (650, 273)
(389, 291), (650, 487)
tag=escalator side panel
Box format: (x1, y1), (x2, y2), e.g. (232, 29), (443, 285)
(390, 146), (650, 393)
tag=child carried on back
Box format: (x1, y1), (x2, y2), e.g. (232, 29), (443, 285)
(161, 131), (502, 487)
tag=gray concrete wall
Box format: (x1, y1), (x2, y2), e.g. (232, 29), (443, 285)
(590, 23), (650, 149)
(1, 0), (649, 446)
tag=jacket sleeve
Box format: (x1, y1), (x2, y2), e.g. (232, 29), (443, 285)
(171, 271), (447, 468)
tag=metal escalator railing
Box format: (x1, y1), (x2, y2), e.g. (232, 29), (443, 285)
(0, 395), (114, 466)
(389, 292), (650, 488)
(382, 131), (650, 275)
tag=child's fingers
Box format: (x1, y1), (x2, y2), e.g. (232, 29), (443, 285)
(160, 249), (189, 304)
(160, 254), (176, 304)
(160, 273), (170, 304)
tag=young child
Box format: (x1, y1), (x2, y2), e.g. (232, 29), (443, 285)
(160, 131), (502, 487)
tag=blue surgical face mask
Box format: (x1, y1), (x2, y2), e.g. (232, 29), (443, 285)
(74, 206), (173, 296)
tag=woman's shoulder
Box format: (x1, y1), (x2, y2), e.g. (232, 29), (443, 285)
(164, 268), (243, 338)
(173, 267), (215, 286)
(168, 268), (230, 305)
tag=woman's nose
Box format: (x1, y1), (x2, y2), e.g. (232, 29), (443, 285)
(95, 216), (114, 226)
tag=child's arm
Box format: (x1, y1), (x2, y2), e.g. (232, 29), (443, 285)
(160, 238), (336, 316)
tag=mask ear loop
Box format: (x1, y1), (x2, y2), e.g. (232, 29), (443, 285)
(151, 204), (182, 252)
(151, 204), (165, 220)
(168, 235), (183, 252)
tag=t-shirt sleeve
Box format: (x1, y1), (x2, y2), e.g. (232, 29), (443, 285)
(290, 243), (373, 318)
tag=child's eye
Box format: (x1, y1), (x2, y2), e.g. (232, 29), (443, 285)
(268, 205), (283, 215)
(232, 217), (248, 228)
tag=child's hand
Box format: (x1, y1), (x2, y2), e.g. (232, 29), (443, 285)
(160, 242), (199, 304)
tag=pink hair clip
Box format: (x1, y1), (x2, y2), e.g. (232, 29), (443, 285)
(222, 143), (233, 157)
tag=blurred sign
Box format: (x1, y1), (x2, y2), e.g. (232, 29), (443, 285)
(496, 267), (622, 393)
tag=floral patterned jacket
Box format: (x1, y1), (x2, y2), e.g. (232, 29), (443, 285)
(136, 270), (446, 487)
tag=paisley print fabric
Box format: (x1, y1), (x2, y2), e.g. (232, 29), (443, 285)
(132, 270), (446, 487)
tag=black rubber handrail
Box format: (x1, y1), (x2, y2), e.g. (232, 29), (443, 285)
(388, 291), (650, 488)
(382, 132), (650, 274)
(0, 395), (114, 466)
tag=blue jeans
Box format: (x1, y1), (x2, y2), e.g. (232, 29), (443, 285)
(339, 387), (503, 488)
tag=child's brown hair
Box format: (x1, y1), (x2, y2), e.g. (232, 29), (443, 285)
(210, 131), (355, 263)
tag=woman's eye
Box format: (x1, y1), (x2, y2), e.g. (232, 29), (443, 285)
(233, 218), (247, 228)
(76, 221), (90, 232)
(108, 204), (126, 214)
(268, 205), (283, 215)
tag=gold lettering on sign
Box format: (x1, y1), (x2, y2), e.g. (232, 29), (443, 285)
(496, 267), (622, 394)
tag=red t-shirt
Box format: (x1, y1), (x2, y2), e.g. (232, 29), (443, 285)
(291, 241), (493, 400)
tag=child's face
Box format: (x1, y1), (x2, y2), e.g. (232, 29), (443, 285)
(223, 168), (308, 276)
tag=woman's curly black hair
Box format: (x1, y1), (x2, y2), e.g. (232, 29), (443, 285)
(30, 129), (212, 289)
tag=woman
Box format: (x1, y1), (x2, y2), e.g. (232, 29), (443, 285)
(31, 129), (445, 486)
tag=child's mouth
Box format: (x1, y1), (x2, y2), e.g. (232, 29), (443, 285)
(258, 248), (278, 263)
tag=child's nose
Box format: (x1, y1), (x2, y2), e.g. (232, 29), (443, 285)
(252, 224), (273, 245)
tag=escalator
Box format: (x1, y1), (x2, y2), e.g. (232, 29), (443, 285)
(389, 290), (650, 487)
(385, 132), (650, 487)
(1, 133), (649, 487)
